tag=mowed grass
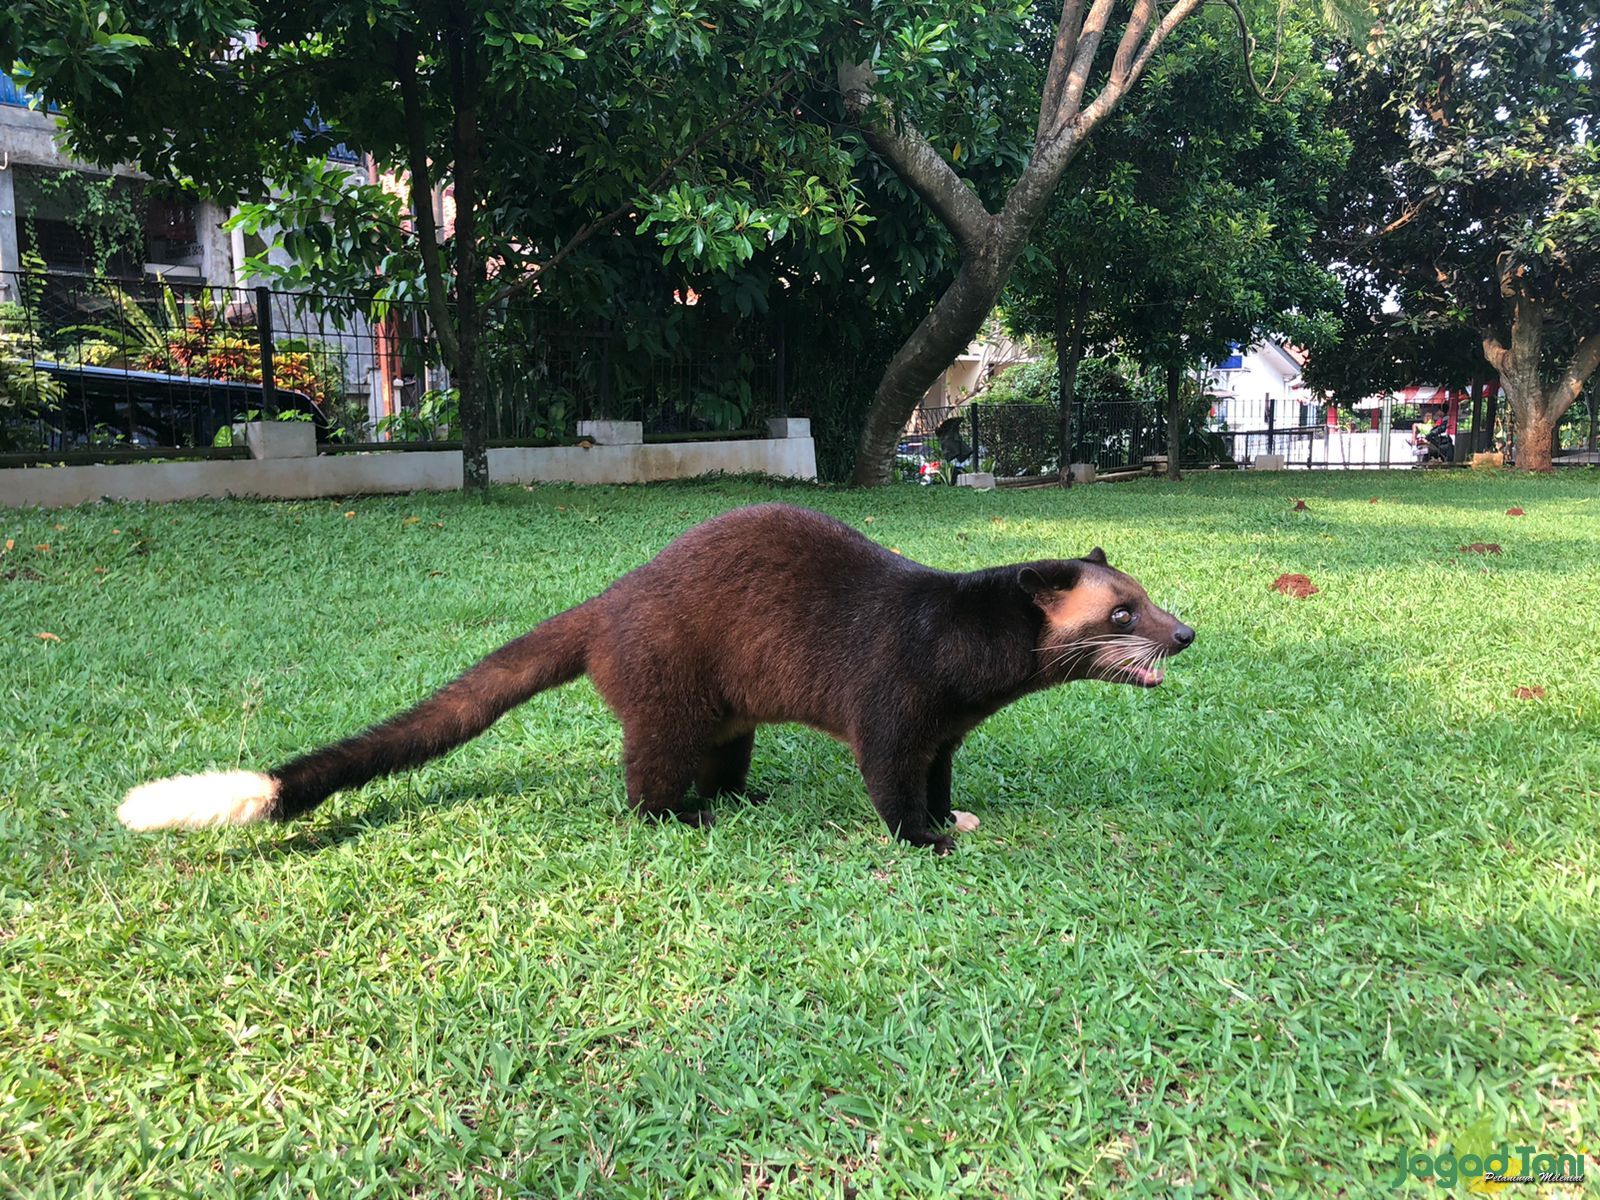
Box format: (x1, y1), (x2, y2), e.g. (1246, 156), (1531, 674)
(2, 469), (1599, 1198)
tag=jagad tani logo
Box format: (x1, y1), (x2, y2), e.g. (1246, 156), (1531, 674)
(1388, 1119), (1587, 1191)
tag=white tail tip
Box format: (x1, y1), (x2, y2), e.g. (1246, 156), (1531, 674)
(118, 770), (279, 831)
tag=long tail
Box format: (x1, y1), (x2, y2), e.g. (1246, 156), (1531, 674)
(117, 605), (592, 831)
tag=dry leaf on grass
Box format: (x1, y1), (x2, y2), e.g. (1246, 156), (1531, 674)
(1272, 573), (1318, 599)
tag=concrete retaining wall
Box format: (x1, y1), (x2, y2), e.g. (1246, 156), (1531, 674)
(0, 434), (818, 508)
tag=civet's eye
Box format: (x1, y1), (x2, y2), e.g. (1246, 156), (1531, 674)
(1111, 607), (1135, 628)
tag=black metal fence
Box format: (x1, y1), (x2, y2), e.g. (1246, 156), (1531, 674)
(900, 401), (1175, 480)
(900, 399), (1457, 479)
(0, 270), (789, 464)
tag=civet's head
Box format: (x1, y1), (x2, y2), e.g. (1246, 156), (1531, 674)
(1020, 548), (1194, 687)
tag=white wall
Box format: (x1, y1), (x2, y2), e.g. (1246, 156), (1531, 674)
(0, 436), (819, 508)
(1208, 343), (1314, 431)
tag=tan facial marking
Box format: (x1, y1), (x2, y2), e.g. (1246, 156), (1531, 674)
(1040, 577), (1118, 637)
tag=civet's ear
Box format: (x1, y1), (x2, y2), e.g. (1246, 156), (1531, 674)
(1019, 562), (1082, 596)
(1084, 547), (1108, 566)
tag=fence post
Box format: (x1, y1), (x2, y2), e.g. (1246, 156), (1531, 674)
(774, 320), (787, 419)
(1470, 381), (1484, 456)
(255, 285), (278, 418)
(1266, 395), (1276, 455)
(970, 404), (980, 476)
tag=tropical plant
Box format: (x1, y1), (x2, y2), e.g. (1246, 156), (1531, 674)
(2, 0), (871, 492)
(377, 386), (459, 443)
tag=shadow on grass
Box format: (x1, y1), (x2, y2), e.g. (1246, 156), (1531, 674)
(226, 759), (616, 861)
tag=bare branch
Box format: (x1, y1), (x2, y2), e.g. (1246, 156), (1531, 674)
(1554, 330), (1600, 414)
(1035, 1), (1087, 144)
(1049, 0), (1205, 153)
(1056, 0), (1117, 121)
(1108, 0), (1158, 86)
(840, 61), (993, 251)
(1481, 331), (1511, 376)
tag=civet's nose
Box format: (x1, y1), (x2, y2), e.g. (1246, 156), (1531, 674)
(1172, 624), (1196, 649)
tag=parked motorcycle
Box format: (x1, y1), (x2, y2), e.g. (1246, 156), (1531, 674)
(1423, 423), (1454, 463)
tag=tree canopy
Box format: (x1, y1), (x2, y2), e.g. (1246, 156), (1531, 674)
(0, 0), (872, 486)
(1003, 13), (1346, 478)
(834, 0), (1368, 483)
(1318, 0), (1600, 469)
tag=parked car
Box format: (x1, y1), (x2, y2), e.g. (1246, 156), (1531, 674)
(22, 360), (327, 451)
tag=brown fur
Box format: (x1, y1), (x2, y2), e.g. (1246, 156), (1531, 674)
(133, 504), (1195, 852)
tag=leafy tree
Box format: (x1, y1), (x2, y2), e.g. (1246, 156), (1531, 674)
(1006, 15), (1345, 482)
(1322, 0), (1600, 471)
(835, 0), (1346, 485)
(1, 1), (868, 490)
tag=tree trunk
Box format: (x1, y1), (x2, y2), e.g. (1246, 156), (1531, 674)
(1165, 359), (1182, 481)
(447, 14), (488, 494)
(1481, 290), (1600, 473)
(1055, 278), (1089, 487)
(850, 263), (1003, 486)
(1517, 409), (1555, 471)
(842, 0), (1212, 485)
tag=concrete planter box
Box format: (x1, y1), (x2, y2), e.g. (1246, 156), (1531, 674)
(1252, 453), (1287, 471)
(1069, 462), (1096, 485)
(955, 472), (996, 490)
(244, 420), (316, 460)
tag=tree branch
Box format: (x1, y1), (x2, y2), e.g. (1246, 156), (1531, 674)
(1554, 330), (1600, 413)
(1108, 0), (1158, 87)
(1035, 1), (1087, 144)
(1210, 0), (1288, 102)
(1481, 330), (1511, 376)
(395, 30), (459, 367)
(839, 61), (993, 253)
(1043, 0), (1204, 162)
(1331, 194), (1437, 248)
(1054, 0), (1117, 126)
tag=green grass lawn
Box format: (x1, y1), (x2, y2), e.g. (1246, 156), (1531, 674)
(3, 470), (1599, 1197)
